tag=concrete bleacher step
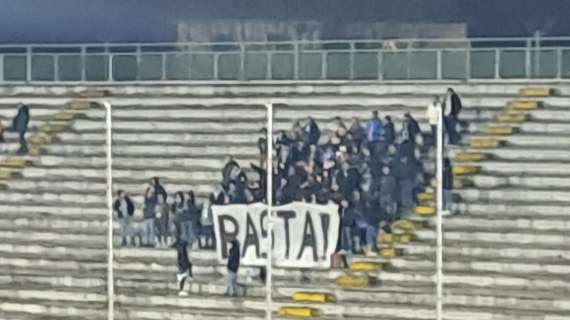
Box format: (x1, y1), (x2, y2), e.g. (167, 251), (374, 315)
(0, 300), (107, 320)
(457, 188), (570, 202)
(0, 230), (106, 249)
(465, 174), (570, 189)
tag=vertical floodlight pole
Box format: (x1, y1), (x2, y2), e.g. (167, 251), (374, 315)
(435, 103), (444, 320)
(265, 103), (274, 320)
(103, 101), (114, 320)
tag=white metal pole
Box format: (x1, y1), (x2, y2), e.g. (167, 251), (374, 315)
(265, 103), (274, 320)
(103, 101), (114, 320)
(435, 103), (444, 320)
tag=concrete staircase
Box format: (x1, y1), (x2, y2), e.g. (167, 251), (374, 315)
(0, 99), (109, 320)
(0, 84), (568, 320)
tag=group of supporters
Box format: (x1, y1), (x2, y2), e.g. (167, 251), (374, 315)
(113, 87), (463, 295)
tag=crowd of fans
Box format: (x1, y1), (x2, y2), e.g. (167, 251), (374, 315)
(115, 88), (463, 260)
(114, 88), (463, 295)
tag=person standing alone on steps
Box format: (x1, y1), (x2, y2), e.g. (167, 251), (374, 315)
(173, 238), (193, 296)
(225, 240), (240, 297)
(12, 104), (29, 154)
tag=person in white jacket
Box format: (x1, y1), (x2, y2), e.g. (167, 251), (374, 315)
(426, 96), (442, 146)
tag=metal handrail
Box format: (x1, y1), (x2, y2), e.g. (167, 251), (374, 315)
(0, 36), (568, 82)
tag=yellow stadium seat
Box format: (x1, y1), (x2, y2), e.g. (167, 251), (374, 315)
(292, 292), (335, 303)
(519, 88), (553, 97)
(418, 192), (435, 201)
(480, 126), (517, 135)
(496, 112), (529, 123)
(415, 206), (436, 216)
(392, 219), (415, 231)
(469, 138), (501, 149)
(380, 233), (414, 244)
(453, 165), (481, 175)
(350, 261), (383, 271)
(336, 275), (370, 288)
(67, 100), (98, 110)
(278, 307), (320, 317)
(0, 170), (12, 179)
(455, 152), (490, 162)
(1, 158), (31, 168)
(379, 247), (402, 258)
(508, 100), (540, 110)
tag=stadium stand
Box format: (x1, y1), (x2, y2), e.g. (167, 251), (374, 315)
(0, 83), (568, 320)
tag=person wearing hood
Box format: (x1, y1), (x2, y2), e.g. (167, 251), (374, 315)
(12, 104), (30, 154)
(173, 237), (193, 296)
(222, 156), (242, 187)
(304, 117), (321, 145)
(113, 190), (134, 247)
(225, 240), (241, 296)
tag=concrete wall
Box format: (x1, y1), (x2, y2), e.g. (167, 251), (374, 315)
(177, 20), (322, 43)
(176, 19), (466, 43)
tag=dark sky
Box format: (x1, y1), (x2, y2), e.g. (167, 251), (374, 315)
(0, 0), (568, 43)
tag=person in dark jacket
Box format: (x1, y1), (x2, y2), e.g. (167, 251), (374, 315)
(379, 166), (398, 223)
(142, 185), (157, 247)
(360, 181), (382, 257)
(394, 156), (415, 219)
(348, 117), (366, 145)
(304, 117), (321, 146)
(225, 240), (241, 296)
(184, 191), (201, 244)
(403, 112), (421, 144)
(150, 177), (167, 202)
(443, 158), (454, 214)
(12, 104), (30, 154)
(383, 116), (395, 145)
(257, 128), (267, 167)
(222, 156), (241, 187)
(113, 190), (134, 246)
(446, 88), (463, 119)
(173, 238), (193, 296)
(228, 181), (246, 204)
(335, 162), (361, 200)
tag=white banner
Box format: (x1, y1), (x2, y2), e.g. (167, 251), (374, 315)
(212, 202), (339, 269)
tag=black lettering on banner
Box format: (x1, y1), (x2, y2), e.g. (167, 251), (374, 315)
(242, 213), (260, 258)
(297, 211), (318, 262)
(319, 213), (330, 260)
(276, 210), (296, 259)
(218, 214), (239, 259)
